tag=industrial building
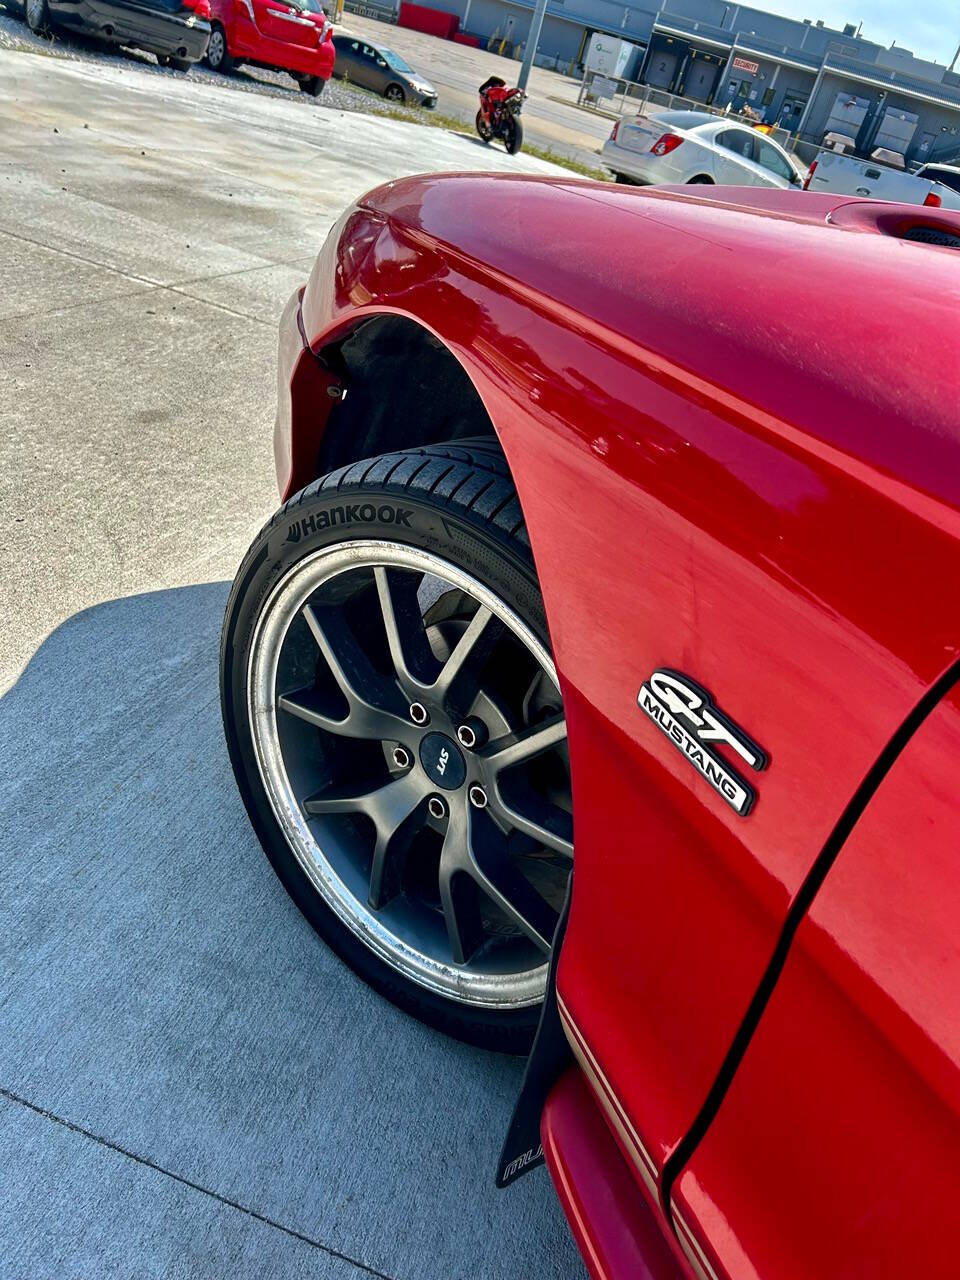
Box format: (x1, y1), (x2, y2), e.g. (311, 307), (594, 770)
(392, 0), (960, 164)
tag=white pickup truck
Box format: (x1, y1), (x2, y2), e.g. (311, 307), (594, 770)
(803, 151), (960, 209)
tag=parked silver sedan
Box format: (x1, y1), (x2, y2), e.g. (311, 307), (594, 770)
(331, 34), (437, 108)
(602, 108), (804, 189)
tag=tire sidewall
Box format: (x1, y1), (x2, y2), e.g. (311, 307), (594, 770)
(221, 480), (548, 1049)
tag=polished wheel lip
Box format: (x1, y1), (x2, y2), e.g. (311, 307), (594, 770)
(247, 539), (562, 1009)
(26, 0), (45, 28)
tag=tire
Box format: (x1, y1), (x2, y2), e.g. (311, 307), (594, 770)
(25, 0), (53, 37)
(686, 174), (714, 184)
(384, 82), (405, 103)
(475, 110), (492, 143)
(220, 440), (572, 1053)
(614, 173), (634, 184)
(504, 117), (523, 155)
(205, 24), (233, 72)
(158, 55), (192, 71)
(299, 75), (325, 97)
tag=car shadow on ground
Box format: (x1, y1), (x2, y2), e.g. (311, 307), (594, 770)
(0, 583), (582, 1279)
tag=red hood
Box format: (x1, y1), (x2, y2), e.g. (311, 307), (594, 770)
(358, 173), (960, 515)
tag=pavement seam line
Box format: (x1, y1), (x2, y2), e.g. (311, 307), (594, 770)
(0, 1085), (399, 1280)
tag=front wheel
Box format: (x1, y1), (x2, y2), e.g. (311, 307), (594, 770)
(220, 441), (573, 1052)
(686, 174), (714, 184)
(25, 0), (53, 36)
(384, 82), (405, 103)
(475, 110), (492, 143)
(504, 116), (523, 155)
(205, 24), (233, 72)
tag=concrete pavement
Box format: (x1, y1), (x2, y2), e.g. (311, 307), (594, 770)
(0, 47), (585, 1280)
(336, 12), (612, 167)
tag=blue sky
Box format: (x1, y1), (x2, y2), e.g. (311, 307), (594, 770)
(765, 0), (955, 65)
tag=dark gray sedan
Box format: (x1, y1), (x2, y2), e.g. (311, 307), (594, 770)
(331, 34), (437, 107)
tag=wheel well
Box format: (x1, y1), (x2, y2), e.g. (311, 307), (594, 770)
(312, 315), (498, 476)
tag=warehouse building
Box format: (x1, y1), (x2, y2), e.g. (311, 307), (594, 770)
(408, 0), (960, 163)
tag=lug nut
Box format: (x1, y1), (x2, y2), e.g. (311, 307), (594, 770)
(456, 718), (488, 750)
(428, 795), (447, 820)
(392, 745), (411, 769)
(409, 702), (429, 726)
(468, 784), (488, 810)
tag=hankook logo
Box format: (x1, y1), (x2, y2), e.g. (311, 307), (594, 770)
(637, 670), (767, 816)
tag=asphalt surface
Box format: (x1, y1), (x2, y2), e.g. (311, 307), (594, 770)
(335, 13), (612, 168)
(0, 47), (586, 1280)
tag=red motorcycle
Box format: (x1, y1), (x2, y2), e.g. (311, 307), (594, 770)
(476, 77), (525, 155)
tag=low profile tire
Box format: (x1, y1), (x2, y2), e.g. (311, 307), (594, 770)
(384, 82), (405, 103)
(158, 54), (192, 71)
(221, 440), (573, 1053)
(25, 0), (53, 36)
(686, 174), (714, 184)
(299, 75), (325, 97)
(205, 24), (233, 72)
(504, 117), (523, 155)
(475, 109), (492, 143)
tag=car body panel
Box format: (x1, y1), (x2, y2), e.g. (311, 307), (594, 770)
(542, 1068), (690, 1280)
(284, 175), (960, 1275)
(672, 678), (960, 1280)
(48, 0), (210, 59)
(332, 34), (437, 106)
(210, 0), (334, 79)
(602, 114), (801, 188)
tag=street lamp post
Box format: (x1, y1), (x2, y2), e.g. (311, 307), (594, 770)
(517, 0), (549, 92)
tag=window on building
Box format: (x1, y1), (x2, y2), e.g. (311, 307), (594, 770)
(762, 87), (775, 106)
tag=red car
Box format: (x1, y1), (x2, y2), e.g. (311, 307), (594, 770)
(205, 0), (334, 96)
(220, 177), (960, 1279)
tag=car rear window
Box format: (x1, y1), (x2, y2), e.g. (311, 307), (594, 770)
(650, 110), (716, 130)
(921, 167), (960, 194)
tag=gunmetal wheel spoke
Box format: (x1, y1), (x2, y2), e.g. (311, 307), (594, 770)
(302, 602), (407, 732)
(438, 812), (485, 965)
(278, 688), (389, 740)
(496, 794), (574, 860)
(484, 714), (567, 773)
(432, 605), (501, 711)
(373, 566), (437, 690)
(304, 772), (426, 910)
(462, 813), (557, 955)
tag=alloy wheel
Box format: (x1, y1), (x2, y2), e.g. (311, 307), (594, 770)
(248, 541), (572, 1008)
(207, 29), (224, 66)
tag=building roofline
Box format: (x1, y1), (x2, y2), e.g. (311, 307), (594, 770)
(821, 61), (960, 111)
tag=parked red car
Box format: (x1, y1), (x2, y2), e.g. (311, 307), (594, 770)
(205, 0), (334, 96)
(220, 176), (960, 1279)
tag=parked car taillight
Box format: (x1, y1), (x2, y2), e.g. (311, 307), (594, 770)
(802, 159), (817, 190)
(651, 134), (683, 156)
(923, 191), (943, 208)
(610, 121), (620, 142)
(320, 19), (333, 39)
(183, 0), (211, 16)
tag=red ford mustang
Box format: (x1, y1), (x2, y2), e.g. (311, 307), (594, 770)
(220, 175), (960, 1279)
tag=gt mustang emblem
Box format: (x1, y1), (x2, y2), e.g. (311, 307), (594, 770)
(638, 670), (767, 816)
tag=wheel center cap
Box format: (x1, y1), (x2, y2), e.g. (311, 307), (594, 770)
(419, 732), (466, 791)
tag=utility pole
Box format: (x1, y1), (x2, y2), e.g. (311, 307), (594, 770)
(517, 0), (549, 92)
